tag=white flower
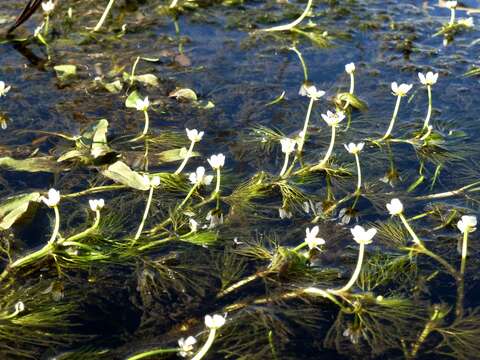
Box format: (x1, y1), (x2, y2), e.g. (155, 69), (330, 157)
(189, 166), (213, 186)
(386, 198), (404, 216)
(206, 211), (223, 229)
(141, 175), (161, 188)
(350, 225), (376, 245)
(135, 97), (150, 112)
(299, 83), (325, 100)
(457, 215), (477, 234)
(391, 82), (413, 97)
(345, 62), (356, 74)
(205, 314), (226, 330)
(207, 154), (225, 170)
(0, 81), (11, 97)
(41, 0), (55, 15)
(178, 336), (197, 358)
(458, 17), (474, 28)
(278, 207), (292, 219)
(186, 128), (204, 143)
(418, 72), (439, 86)
(280, 138), (296, 154)
(88, 199), (105, 212)
(189, 218), (198, 232)
(344, 142), (364, 155)
(40, 188), (60, 207)
(445, 1), (457, 9)
(305, 226), (326, 250)
(15, 301), (25, 313)
(321, 110), (346, 127)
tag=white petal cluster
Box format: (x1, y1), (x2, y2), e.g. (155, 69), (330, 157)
(186, 128), (204, 143)
(280, 138), (297, 154)
(207, 154), (225, 170)
(41, 0), (55, 14)
(391, 82), (413, 97)
(88, 199), (105, 212)
(40, 188), (61, 207)
(15, 301), (25, 313)
(345, 62), (356, 74)
(135, 97), (150, 112)
(205, 314), (226, 330)
(344, 142), (364, 155)
(350, 225), (376, 245)
(189, 166), (213, 186)
(299, 83), (325, 100)
(321, 110), (346, 127)
(445, 1), (458, 9)
(386, 198), (403, 216)
(0, 81), (11, 97)
(305, 226), (326, 250)
(457, 215), (477, 234)
(418, 72), (439, 86)
(178, 336), (197, 358)
(141, 175), (161, 188)
(189, 218), (198, 233)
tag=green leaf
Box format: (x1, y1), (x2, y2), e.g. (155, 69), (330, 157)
(157, 148), (200, 163)
(169, 88), (197, 102)
(336, 92), (368, 111)
(103, 80), (123, 93)
(54, 64), (77, 80)
(57, 150), (86, 163)
(0, 156), (60, 173)
(0, 192), (40, 230)
(91, 119), (110, 158)
(135, 74), (159, 87)
(102, 161), (150, 191)
(125, 91), (142, 109)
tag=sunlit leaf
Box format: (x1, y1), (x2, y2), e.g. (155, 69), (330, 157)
(0, 192), (40, 230)
(134, 74), (159, 87)
(54, 64), (77, 80)
(102, 161), (150, 191)
(0, 156), (60, 173)
(125, 90), (142, 109)
(157, 148), (200, 163)
(169, 88), (197, 102)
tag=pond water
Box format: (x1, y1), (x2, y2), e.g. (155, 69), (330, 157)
(1, 0), (480, 359)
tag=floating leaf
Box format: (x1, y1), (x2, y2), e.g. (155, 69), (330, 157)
(0, 156), (60, 173)
(91, 119), (110, 158)
(134, 74), (159, 87)
(336, 92), (368, 111)
(54, 64), (77, 80)
(57, 150), (86, 163)
(125, 90), (142, 109)
(157, 148), (200, 163)
(169, 88), (197, 102)
(102, 161), (150, 191)
(103, 80), (123, 93)
(0, 192), (40, 230)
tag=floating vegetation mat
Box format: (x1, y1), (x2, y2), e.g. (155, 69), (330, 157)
(1, 0), (480, 359)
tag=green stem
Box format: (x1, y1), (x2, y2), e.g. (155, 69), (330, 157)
(354, 153), (362, 193)
(142, 110), (149, 136)
(349, 73), (355, 94)
(134, 186), (155, 241)
(192, 329), (217, 360)
(456, 230), (469, 317)
(410, 307), (441, 358)
(290, 47), (308, 81)
(262, 0), (313, 32)
(330, 243), (365, 293)
(398, 213), (422, 246)
(178, 183), (199, 209)
(60, 210), (100, 244)
(130, 56), (140, 86)
(175, 141), (195, 175)
(279, 153), (290, 177)
(48, 206), (60, 245)
(297, 97), (315, 154)
(293, 242), (308, 252)
(381, 95), (402, 140)
(93, 0), (116, 32)
(320, 125), (336, 166)
(422, 85), (432, 131)
(214, 168), (221, 195)
(127, 348), (179, 360)
(44, 16), (50, 35)
(449, 8), (456, 26)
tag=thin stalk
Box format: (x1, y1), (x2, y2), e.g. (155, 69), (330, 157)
(349, 73), (355, 94)
(456, 230), (469, 317)
(127, 348), (179, 360)
(44, 15), (50, 35)
(297, 97), (315, 153)
(398, 213), (422, 246)
(192, 329), (217, 360)
(175, 141), (195, 174)
(330, 243), (366, 293)
(381, 95), (402, 140)
(93, 0), (116, 32)
(414, 180), (480, 200)
(422, 85), (432, 131)
(60, 210), (101, 244)
(354, 153), (362, 193)
(217, 270), (269, 298)
(169, 0), (179, 8)
(142, 110), (149, 136)
(130, 56), (140, 86)
(293, 242), (308, 252)
(261, 0), (313, 32)
(290, 47), (308, 81)
(449, 8), (456, 25)
(178, 183), (199, 209)
(134, 186), (155, 241)
(63, 185), (126, 199)
(319, 125), (336, 166)
(279, 153), (290, 177)
(214, 168), (221, 195)
(410, 307), (441, 358)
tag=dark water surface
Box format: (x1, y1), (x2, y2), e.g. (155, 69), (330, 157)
(1, 0), (480, 359)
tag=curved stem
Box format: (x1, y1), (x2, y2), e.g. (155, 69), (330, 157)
(320, 125), (336, 165)
(44, 15), (50, 35)
(192, 329), (217, 360)
(381, 95), (402, 140)
(398, 213), (422, 246)
(354, 153), (362, 193)
(279, 153), (290, 177)
(349, 73), (355, 94)
(297, 97), (315, 154)
(330, 243), (365, 293)
(456, 230), (469, 317)
(262, 0), (313, 32)
(130, 56), (140, 86)
(60, 210), (101, 244)
(422, 85), (432, 131)
(93, 0), (116, 32)
(141, 110), (150, 136)
(290, 47), (308, 81)
(175, 141), (195, 175)
(449, 8), (456, 25)
(178, 183), (199, 210)
(48, 206), (61, 245)
(134, 186), (155, 241)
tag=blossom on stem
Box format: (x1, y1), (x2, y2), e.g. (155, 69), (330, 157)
(40, 189), (60, 207)
(386, 198), (403, 216)
(186, 128), (204, 143)
(141, 175), (161, 188)
(418, 72), (439, 86)
(299, 83), (325, 100)
(305, 226), (326, 250)
(207, 154), (225, 170)
(457, 215), (477, 234)
(0, 81), (11, 97)
(280, 138), (296, 154)
(205, 314), (226, 330)
(350, 225), (376, 245)
(135, 97), (150, 112)
(41, 0), (55, 14)
(344, 142), (364, 155)
(88, 199), (105, 212)
(391, 82), (412, 97)
(178, 336), (197, 358)
(345, 62), (355, 74)
(321, 110), (345, 127)
(189, 166), (213, 186)
(445, 1), (457, 9)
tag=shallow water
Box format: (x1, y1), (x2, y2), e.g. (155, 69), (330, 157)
(1, 0), (480, 359)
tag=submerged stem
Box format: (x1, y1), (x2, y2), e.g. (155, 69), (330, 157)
(134, 186), (155, 241)
(297, 97), (315, 154)
(142, 110), (150, 136)
(354, 153), (362, 193)
(93, 0), (116, 32)
(330, 243), (365, 294)
(422, 85), (432, 131)
(320, 125), (336, 166)
(456, 230), (469, 317)
(261, 0), (313, 32)
(279, 153), (290, 177)
(175, 141), (195, 175)
(127, 348), (179, 360)
(381, 95), (402, 140)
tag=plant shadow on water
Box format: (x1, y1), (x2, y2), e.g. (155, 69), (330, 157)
(1, 0), (480, 359)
